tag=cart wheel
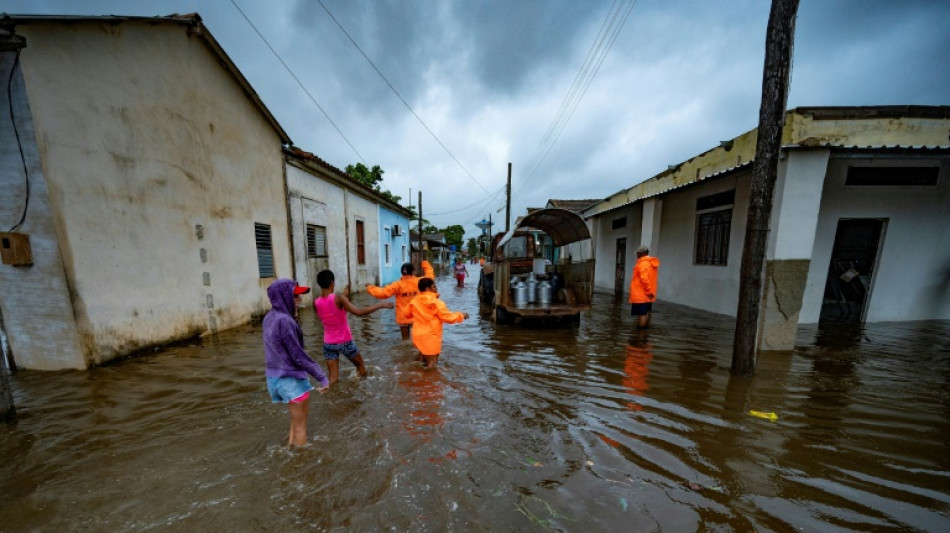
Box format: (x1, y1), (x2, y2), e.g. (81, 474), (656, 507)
(495, 306), (509, 324)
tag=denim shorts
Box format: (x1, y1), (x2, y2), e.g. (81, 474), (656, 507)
(323, 340), (359, 361)
(266, 377), (313, 404)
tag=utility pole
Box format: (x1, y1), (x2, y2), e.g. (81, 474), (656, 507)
(506, 162), (512, 232)
(732, 0), (800, 376)
(417, 191), (424, 269)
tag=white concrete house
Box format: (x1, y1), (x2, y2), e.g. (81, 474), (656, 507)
(0, 15), (295, 370)
(284, 147), (411, 297)
(585, 106), (950, 350)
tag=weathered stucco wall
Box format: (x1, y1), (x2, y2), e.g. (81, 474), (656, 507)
(12, 21), (290, 367)
(346, 192), (380, 290)
(286, 163), (349, 300)
(0, 51), (86, 370)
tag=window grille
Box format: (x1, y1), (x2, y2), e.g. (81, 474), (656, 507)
(307, 224), (327, 258)
(255, 223), (275, 277)
(695, 209), (732, 265)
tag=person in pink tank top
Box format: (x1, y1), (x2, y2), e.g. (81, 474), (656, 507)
(314, 270), (393, 385)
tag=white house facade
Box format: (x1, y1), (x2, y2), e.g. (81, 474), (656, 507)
(0, 15), (294, 370)
(586, 106), (950, 351)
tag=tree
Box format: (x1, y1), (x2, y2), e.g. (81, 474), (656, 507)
(441, 225), (465, 248)
(344, 163), (385, 190)
(466, 237), (478, 256)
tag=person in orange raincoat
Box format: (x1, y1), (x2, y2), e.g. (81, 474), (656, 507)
(366, 260), (435, 340)
(405, 277), (468, 368)
(629, 246), (660, 329)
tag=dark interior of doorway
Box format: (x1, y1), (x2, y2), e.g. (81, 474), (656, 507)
(820, 219), (885, 323)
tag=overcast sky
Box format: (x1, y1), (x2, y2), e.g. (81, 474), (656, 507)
(7, 0), (950, 239)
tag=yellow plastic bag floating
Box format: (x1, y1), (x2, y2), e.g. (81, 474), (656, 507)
(749, 410), (778, 421)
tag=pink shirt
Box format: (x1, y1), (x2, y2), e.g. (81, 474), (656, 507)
(314, 294), (353, 344)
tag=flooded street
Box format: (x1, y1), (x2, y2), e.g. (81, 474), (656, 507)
(2, 265), (949, 531)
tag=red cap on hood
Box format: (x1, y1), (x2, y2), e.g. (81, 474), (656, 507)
(293, 284), (311, 295)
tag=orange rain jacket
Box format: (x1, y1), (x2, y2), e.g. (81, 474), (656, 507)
(366, 261), (434, 325)
(629, 255), (660, 304)
(405, 292), (466, 356)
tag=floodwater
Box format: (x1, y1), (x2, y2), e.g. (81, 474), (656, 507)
(2, 265), (949, 532)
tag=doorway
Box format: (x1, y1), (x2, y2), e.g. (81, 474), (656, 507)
(615, 238), (626, 296)
(820, 218), (886, 323)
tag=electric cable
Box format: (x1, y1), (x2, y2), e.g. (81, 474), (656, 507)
(7, 50), (29, 233)
(229, 0), (366, 163)
(313, 0), (494, 196)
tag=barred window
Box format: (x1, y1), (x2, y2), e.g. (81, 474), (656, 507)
(695, 209), (732, 265)
(384, 243), (391, 266)
(307, 224), (327, 258)
(254, 223), (275, 278)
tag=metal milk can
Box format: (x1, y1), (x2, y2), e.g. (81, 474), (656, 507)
(538, 280), (552, 305)
(511, 281), (528, 307)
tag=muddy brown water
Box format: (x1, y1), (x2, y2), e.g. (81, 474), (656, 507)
(2, 266), (949, 531)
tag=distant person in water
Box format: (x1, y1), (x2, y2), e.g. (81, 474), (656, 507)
(314, 270), (393, 385)
(629, 246), (660, 329)
(366, 260), (434, 340)
(263, 279), (328, 446)
(453, 258), (469, 287)
(405, 277), (468, 369)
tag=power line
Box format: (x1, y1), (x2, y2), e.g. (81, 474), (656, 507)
(229, 0), (366, 163)
(516, 0), (638, 198)
(313, 0), (494, 195)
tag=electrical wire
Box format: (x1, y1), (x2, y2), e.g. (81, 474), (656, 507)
(7, 50), (29, 233)
(312, 0), (494, 196)
(229, 0), (366, 163)
(516, 0), (637, 198)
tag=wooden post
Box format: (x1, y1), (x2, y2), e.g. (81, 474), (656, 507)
(732, 0), (800, 376)
(506, 162), (512, 232)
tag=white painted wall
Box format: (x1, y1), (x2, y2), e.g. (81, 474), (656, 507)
(7, 21), (291, 367)
(287, 164), (348, 300)
(591, 203), (642, 293)
(800, 157), (950, 323)
(345, 192), (381, 290)
(654, 174), (752, 316)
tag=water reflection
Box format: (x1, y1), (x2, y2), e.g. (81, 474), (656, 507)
(1, 266), (949, 531)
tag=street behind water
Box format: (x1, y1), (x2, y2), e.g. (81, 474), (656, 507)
(2, 265), (949, 531)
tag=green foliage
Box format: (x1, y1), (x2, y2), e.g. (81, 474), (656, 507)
(344, 163), (385, 190)
(466, 237), (478, 256)
(441, 224), (465, 248)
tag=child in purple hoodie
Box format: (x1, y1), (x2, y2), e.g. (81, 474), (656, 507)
(263, 278), (329, 446)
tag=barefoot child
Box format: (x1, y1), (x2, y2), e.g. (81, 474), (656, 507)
(315, 269), (394, 385)
(405, 277), (468, 368)
(263, 279), (329, 446)
(366, 260), (435, 340)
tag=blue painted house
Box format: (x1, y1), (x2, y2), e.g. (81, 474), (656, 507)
(377, 205), (412, 285)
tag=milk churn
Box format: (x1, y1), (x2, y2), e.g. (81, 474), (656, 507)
(526, 274), (539, 303)
(538, 280), (552, 305)
(511, 281), (528, 307)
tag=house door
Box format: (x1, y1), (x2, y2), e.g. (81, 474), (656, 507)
(615, 238), (626, 295)
(820, 218), (886, 323)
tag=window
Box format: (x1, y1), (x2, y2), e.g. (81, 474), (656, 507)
(356, 220), (365, 265)
(846, 166), (939, 186)
(694, 190), (734, 266)
(384, 243), (391, 266)
(402, 245), (407, 262)
(255, 223), (275, 277)
(612, 217), (627, 229)
(306, 224), (327, 258)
